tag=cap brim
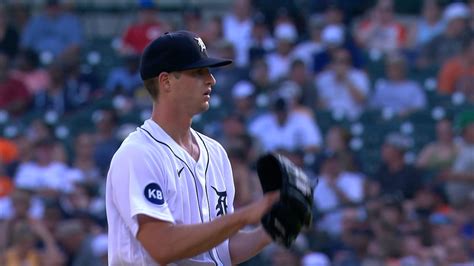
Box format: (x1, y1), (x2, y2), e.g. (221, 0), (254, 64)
(180, 57), (232, 71)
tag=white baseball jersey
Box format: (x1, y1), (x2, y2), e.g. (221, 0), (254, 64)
(106, 119), (235, 266)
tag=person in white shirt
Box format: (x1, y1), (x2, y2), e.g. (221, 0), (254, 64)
(14, 138), (80, 194)
(106, 30), (279, 266)
(249, 96), (323, 153)
(265, 22), (298, 82)
(291, 17), (324, 69)
(222, 0), (254, 67)
(313, 151), (365, 236)
(315, 48), (370, 120)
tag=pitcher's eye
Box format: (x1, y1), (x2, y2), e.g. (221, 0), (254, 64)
(197, 69), (206, 75)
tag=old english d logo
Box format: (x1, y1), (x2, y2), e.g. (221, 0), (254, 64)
(211, 186), (228, 216)
(194, 37), (206, 52)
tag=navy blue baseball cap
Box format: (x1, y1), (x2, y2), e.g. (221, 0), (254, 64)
(139, 30), (232, 80)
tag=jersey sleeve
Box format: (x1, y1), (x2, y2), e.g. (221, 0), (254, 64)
(108, 142), (175, 237)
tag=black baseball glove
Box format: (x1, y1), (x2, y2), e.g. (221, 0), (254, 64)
(257, 153), (314, 248)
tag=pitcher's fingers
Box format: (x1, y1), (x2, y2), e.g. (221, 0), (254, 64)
(265, 191), (280, 205)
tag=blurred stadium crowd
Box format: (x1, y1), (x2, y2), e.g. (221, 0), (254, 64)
(0, 0), (473, 265)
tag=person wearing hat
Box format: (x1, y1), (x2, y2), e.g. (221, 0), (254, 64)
(265, 21), (298, 82)
(419, 2), (471, 68)
(106, 31), (280, 266)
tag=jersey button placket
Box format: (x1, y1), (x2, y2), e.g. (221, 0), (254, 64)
(192, 162), (208, 222)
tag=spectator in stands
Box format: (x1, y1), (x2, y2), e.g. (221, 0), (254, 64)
(210, 41), (249, 107)
(0, 189), (64, 264)
(265, 243), (303, 266)
(419, 2), (471, 69)
(92, 108), (121, 175)
(248, 96), (322, 153)
(0, 52), (30, 117)
(291, 16), (324, 70)
(443, 236), (474, 265)
(24, 118), (53, 145)
(372, 133), (423, 200)
(368, 203), (407, 264)
(250, 58), (275, 106)
(227, 140), (262, 209)
(70, 132), (101, 184)
(55, 219), (103, 266)
(212, 113), (248, 148)
(91, 234), (108, 266)
(399, 233), (435, 265)
(315, 48), (370, 120)
(60, 182), (100, 221)
(266, 22), (298, 82)
(222, 0), (253, 67)
(354, 0), (408, 54)
(14, 138), (80, 196)
(286, 59), (318, 110)
(20, 0), (83, 61)
(0, 5), (19, 59)
(4, 134), (33, 178)
(370, 53), (426, 116)
(40, 199), (65, 240)
(247, 12), (275, 64)
(323, 3), (346, 26)
(105, 54), (142, 97)
(118, 0), (170, 55)
(0, 189), (32, 251)
(3, 220), (42, 266)
(33, 59), (80, 114)
(313, 151), (365, 237)
(10, 49), (50, 95)
(4, 220), (64, 266)
(416, 118), (458, 175)
(438, 35), (474, 102)
(409, 0), (444, 49)
(312, 24), (364, 74)
(444, 111), (474, 207)
(182, 6), (203, 37)
(320, 126), (360, 173)
(252, 1), (305, 34)
(313, 24), (346, 74)
(274, 80), (309, 114)
(230, 81), (259, 124)
(199, 16), (224, 55)
(63, 57), (101, 104)
(331, 211), (372, 265)
(0, 138), (19, 177)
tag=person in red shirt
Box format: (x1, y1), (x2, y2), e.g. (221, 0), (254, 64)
(438, 36), (474, 103)
(0, 52), (30, 116)
(354, 0), (408, 54)
(119, 0), (171, 55)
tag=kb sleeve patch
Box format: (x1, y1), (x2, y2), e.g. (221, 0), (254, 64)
(144, 183), (165, 205)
